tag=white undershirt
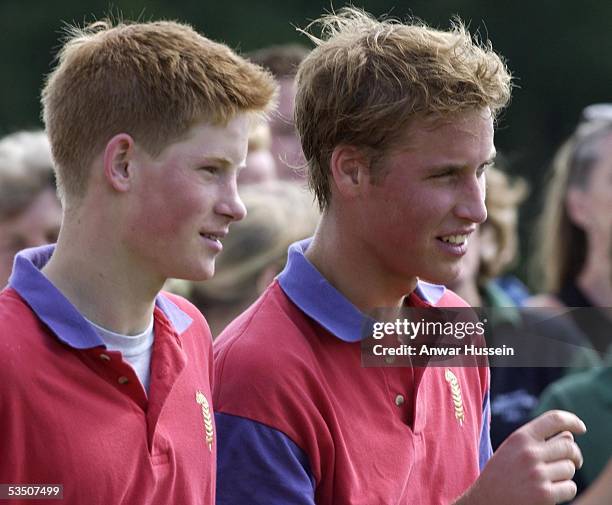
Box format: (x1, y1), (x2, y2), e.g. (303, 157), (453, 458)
(85, 317), (155, 394)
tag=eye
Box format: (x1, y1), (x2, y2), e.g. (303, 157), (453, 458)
(477, 163), (492, 178)
(431, 169), (456, 179)
(199, 166), (218, 175)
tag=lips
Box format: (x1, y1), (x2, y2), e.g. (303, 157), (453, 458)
(199, 229), (228, 252)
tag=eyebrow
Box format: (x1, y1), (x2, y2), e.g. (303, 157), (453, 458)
(202, 156), (232, 168)
(428, 153), (497, 173)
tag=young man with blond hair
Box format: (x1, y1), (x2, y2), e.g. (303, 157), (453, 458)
(0, 19), (275, 504)
(214, 8), (585, 504)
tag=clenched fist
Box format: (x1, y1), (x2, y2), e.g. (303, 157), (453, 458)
(456, 410), (586, 505)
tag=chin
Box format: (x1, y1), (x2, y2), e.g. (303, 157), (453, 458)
(421, 266), (462, 286)
(173, 263), (216, 283)
(194, 267), (216, 282)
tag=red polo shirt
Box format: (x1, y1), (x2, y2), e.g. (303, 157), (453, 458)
(0, 245), (216, 504)
(214, 239), (491, 504)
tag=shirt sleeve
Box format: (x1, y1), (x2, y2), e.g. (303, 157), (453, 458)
(215, 412), (316, 504)
(478, 389), (493, 471)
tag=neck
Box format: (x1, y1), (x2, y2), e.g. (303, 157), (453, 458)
(305, 213), (417, 313)
(43, 219), (161, 335)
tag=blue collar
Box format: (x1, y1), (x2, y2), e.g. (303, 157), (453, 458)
(8, 245), (192, 349)
(277, 238), (446, 343)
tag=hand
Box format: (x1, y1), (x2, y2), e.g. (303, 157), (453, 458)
(455, 410), (586, 505)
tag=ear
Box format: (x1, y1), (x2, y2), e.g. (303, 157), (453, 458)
(329, 145), (370, 200)
(566, 187), (590, 228)
(103, 133), (136, 193)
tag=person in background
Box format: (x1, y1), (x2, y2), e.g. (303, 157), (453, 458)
(483, 163), (531, 305)
(534, 357), (612, 501)
(0, 19), (276, 504)
(449, 165), (597, 449)
(448, 165), (528, 309)
(0, 130), (62, 287)
(239, 120), (278, 185)
(187, 181), (319, 336)
(530, 104), (612, 503)
(529, 105), (612, 358)
(249, 43), (310, 180)
(214, 8), (585, 505)
(574, 459), (612, 505)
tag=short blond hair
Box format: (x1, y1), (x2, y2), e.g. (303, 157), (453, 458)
(42, 19), (277, 202)
(295, 7), (512, 210)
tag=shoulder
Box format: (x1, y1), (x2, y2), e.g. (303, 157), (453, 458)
(213, 282), (328, 432)
(215, 281), (316, 368)
(0, 288), (44, 340)
(0, 289), (55, 391)
(0, 287), (32, 317)
(538, 367), (604, 412)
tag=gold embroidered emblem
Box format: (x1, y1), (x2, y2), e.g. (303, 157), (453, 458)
(196, 391), (214, 451)
(444, 369), (465, 426)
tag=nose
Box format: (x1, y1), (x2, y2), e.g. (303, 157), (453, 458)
(215, 179), (247, 222)
(453, 175), (487, 224)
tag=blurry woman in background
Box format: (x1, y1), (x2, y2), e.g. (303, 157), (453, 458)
(531, 105), (612, 501)
(530, 105), (612, 357)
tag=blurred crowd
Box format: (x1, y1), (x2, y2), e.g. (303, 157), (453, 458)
(1, 42), (610, 504)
